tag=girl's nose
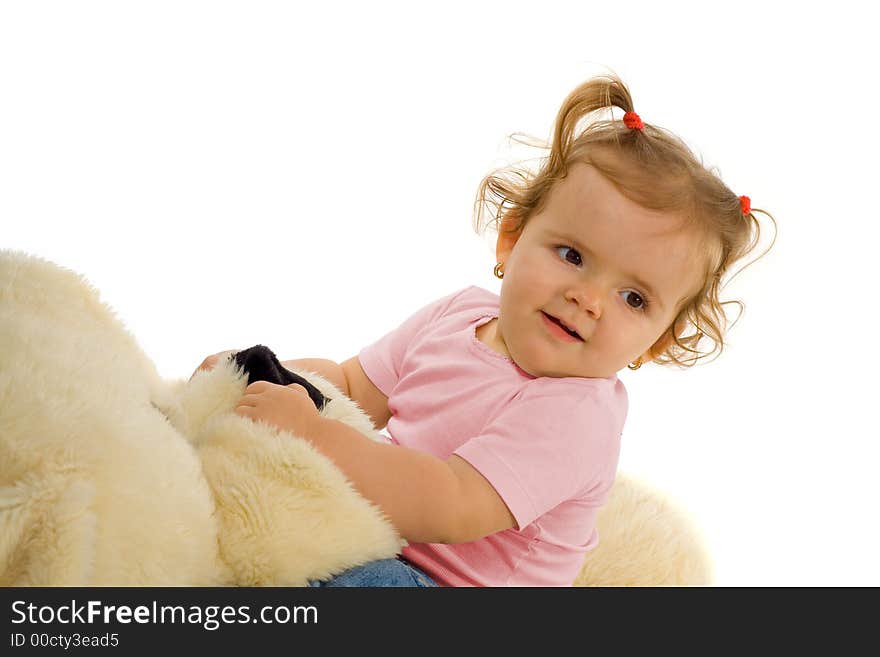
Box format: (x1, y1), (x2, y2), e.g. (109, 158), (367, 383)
(565, 282), (602, 319)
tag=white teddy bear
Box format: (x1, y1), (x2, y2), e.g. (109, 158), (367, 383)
(0, 250), (711, 586)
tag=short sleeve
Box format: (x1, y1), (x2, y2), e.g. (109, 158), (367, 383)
(358, 287), (468, 396)
(454, 390), (622, 531)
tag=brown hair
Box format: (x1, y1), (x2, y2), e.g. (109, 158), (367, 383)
(473, 73), (777, 367)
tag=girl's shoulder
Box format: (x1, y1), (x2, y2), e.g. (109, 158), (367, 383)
(449, 285), (499, 309)
(434, 285), (500, 320)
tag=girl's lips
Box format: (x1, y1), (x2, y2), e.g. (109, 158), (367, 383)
(541, 311), (583, 342)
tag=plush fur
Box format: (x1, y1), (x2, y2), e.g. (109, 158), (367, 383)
(0, 250), (712, 586)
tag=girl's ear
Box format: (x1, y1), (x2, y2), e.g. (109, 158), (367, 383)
(495, 212), (523, 263)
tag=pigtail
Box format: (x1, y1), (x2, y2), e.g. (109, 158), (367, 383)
(549, 75), (635, 174)
(474, 74), (638, 236)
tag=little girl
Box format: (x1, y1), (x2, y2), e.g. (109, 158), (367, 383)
(195, 73), (775, 587)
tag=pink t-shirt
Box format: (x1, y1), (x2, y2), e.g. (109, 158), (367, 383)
(358, 286), (627, 587)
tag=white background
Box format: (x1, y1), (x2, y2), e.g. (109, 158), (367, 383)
(2, 1), (877, 586)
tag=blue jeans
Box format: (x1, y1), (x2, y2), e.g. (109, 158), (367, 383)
(309, 557), (438, 587)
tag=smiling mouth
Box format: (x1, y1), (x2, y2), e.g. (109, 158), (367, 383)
(542, 312), (583, 341)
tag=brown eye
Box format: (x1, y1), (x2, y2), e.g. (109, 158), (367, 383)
(554, 246), (582, 266)
(622, 291), (646, 310)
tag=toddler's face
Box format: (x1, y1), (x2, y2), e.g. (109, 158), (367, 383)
(491, 162), (704, 379)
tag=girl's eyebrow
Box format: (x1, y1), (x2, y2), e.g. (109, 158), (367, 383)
(548, 230), (668, 311)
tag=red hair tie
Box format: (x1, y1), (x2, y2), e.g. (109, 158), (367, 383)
(739, 195), (751, 216)
(623, 111), (644, 131)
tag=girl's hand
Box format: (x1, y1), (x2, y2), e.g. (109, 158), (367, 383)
(233, 381), (322, 437)
(190, 350), (239, 381)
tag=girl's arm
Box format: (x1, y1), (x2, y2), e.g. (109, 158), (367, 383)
(305, 416), (516, 544)
(276, 356), (516, 542)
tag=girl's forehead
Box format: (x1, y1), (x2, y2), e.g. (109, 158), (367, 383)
(537, 177), (690, 251)
(548, 163), (683, 234)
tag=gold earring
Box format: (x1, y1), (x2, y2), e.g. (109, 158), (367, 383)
(627, 359), (642, 371)
(493, 263), (504, 279)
